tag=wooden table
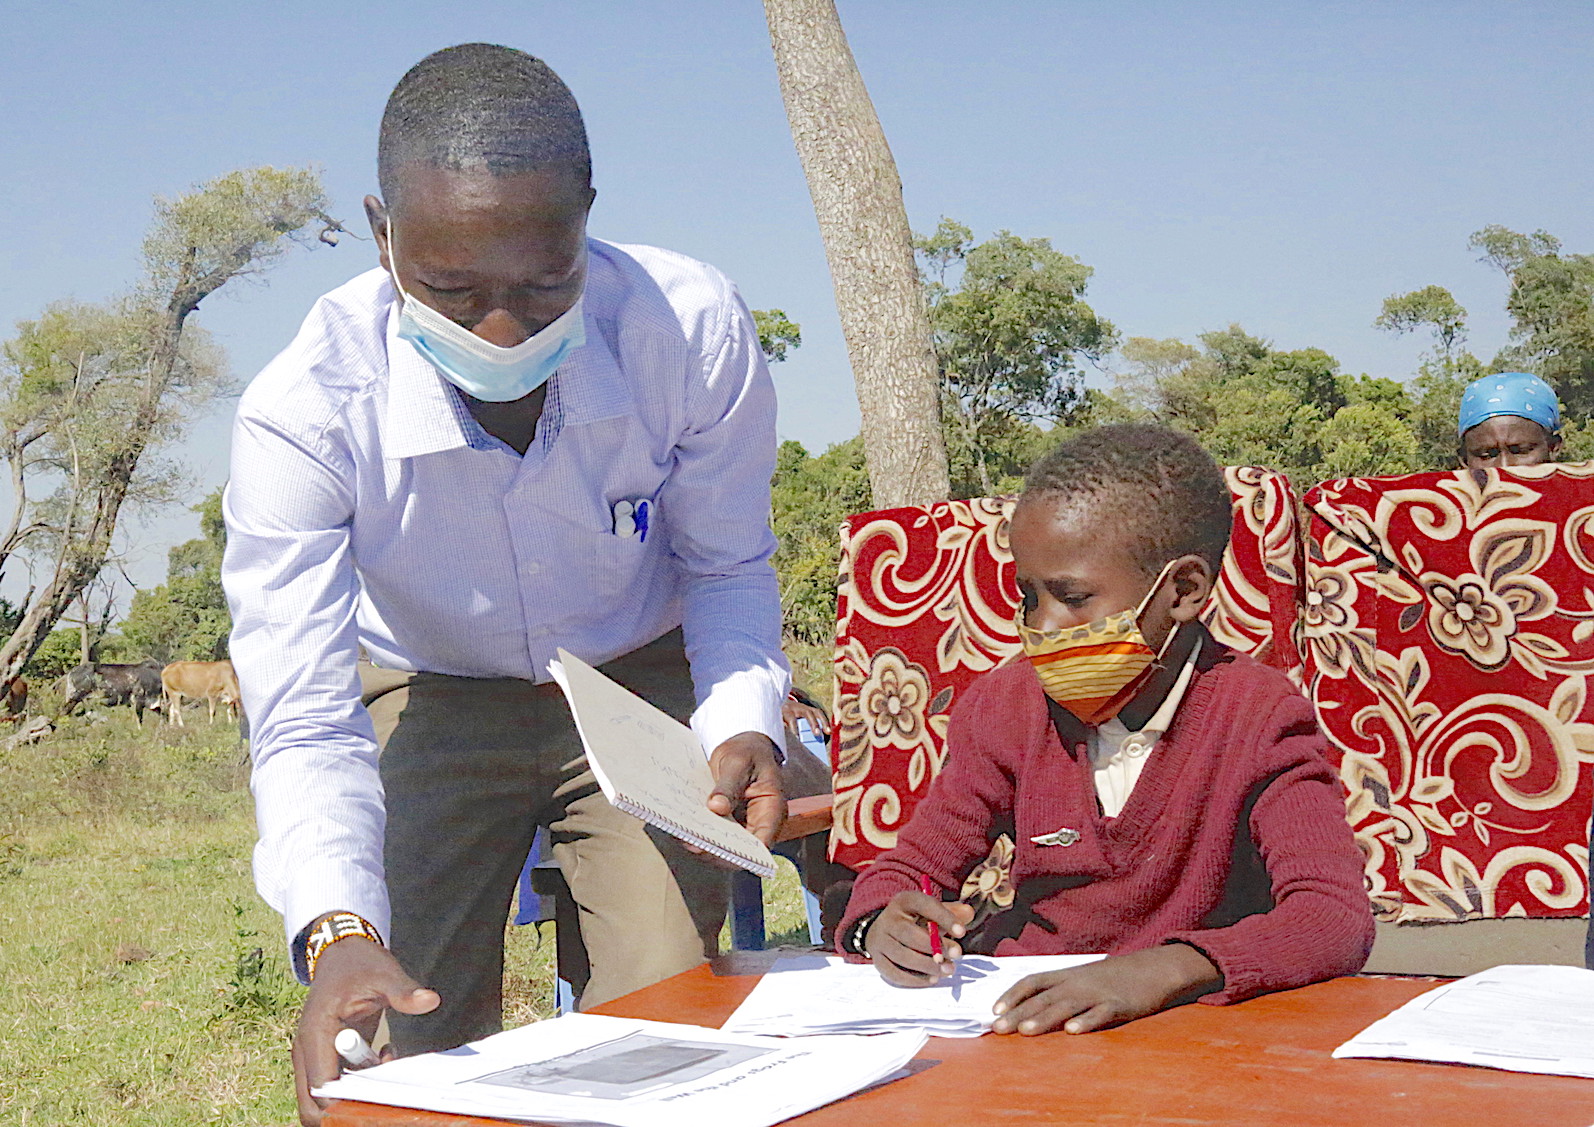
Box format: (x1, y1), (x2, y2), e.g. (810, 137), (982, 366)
(325, 961), (1594, 1126)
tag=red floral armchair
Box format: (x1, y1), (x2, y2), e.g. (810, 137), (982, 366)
(828, 467), (1305, 870)
(1301, 464), (1594, 923)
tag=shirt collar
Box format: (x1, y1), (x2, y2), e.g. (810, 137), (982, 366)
(1134, 634), (1203, 737)
(382, 297), (472, 460)
(549, 312), (632, 425)
(380, 285), (632, 460)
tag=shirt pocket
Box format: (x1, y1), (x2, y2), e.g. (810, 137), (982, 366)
(595, 528), (659, 599)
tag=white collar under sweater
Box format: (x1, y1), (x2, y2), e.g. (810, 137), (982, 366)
(1089, 635), (1203, 817)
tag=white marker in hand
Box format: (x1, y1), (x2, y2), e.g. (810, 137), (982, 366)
(335, 1028), (381, 1069)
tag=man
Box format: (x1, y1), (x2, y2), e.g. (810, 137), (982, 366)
(222, 44), (790, 1125)
(1457, 371), (1563, 469)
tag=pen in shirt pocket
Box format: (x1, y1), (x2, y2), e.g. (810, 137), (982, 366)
(611, 497), (654, 543)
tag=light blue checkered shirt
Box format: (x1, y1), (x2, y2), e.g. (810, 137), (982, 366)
(222, 239), (791, 953)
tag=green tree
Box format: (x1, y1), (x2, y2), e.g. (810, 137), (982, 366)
(26, 628), (90, 681)
(23, 626), (135, 680)
(769, 437), (871, 644)
(916, 219), (1117, 496)
(1113, 337), (1199, 415)
(121, 486), (231, 663)
(1117, 327), (1316, 478)
(751, 309), (802, 363)
(1469, 224), (1594, 419)
(1317, 402), (1421, 479)
(1373, 281), (1489, 467)
(1113, 326), (1426, 482)
(1374, 285), (1468, 360)
(0, 166), (338, 686)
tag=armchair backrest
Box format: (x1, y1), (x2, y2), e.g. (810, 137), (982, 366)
(828, 467), (1304, 870)
(1301, 463), (1594, 922)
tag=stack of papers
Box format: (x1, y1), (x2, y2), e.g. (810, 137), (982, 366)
(316, 1013), (926, 1127)
(1334, 963), (1594, 1079)
(723, 954), (1105, 1038)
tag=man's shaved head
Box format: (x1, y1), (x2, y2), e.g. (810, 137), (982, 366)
(377, 43), (591, 212)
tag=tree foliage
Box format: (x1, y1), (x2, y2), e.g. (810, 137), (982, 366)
(756, 307), (871, 644)
(1469, 224), (1594, 419)
(0, 166), (334, 686)
(917, 219), (1116, 496)
(770, 438), (872, 644)
(1375, 285), (1468, 358)
(24, 626), (136, 680)
(751, 309), (802, 364)
(1110, 326), (1423, 481)
(121, 486), (230, 664)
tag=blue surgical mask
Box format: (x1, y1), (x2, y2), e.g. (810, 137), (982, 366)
(388, 229), (587, 403)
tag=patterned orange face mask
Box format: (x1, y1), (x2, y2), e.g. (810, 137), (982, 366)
(1015, 561), (1178, 726)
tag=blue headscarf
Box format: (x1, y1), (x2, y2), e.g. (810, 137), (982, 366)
(1457, 372), (1561, 438)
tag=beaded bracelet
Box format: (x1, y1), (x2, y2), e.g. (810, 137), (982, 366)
(839, 909), (883, 957)
(305, 912), (384, 981)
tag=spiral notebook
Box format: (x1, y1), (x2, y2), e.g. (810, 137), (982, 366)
(548, 650), (777, 879)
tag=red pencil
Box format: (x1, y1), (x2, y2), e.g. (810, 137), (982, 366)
(919, 874), (944, 958)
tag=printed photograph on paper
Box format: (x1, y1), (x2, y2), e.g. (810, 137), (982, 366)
(472, 1033), (771, 1100)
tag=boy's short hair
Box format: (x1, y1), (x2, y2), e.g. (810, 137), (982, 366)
(1022, 424), (1232, 578)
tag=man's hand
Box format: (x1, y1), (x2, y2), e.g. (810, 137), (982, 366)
(864, 890), (976, 987)
(705, 731), (787, 848)
(990, 943), (1222, 1036)
(291, 932), (441, 1126)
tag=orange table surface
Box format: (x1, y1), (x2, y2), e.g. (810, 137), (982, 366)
(325, 961), (1594, 1127)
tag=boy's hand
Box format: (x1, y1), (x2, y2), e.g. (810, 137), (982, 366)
(864, 890), (976, 986)
(781, 696), (831, 739)
(990, 943), (1221, 1036)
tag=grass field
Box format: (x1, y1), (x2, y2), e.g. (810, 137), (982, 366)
(0, 694), (817, 1126)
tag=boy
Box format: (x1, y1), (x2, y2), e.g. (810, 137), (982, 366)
(837, 425), (1373, 1036)
(1458, 371), (1563, 469)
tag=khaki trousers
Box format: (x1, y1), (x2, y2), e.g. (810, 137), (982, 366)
(361, 630), (726, 1055)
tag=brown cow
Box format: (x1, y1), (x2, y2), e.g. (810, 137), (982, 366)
(0, 677), (25, 723)
(162, 660), (242, 726)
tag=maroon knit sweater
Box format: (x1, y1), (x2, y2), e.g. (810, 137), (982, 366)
(838, 640), (1374, 1005)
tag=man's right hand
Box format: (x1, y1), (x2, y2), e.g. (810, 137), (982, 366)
(864, 890), (975, 988)
(292, 932), (440, 1126)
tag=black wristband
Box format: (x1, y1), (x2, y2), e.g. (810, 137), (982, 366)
(840, 908), (884, 956)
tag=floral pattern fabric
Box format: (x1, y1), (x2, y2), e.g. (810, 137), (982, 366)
(1301, 463), (1594, 922)
(828, 469), (1304, 870)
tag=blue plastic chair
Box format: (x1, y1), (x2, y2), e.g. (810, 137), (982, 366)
(516, 718), (830, 1012)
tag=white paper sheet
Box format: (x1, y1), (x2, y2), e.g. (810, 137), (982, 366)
(1333, 963), (1594, 1079)
(549, 650), (776, 878)
(722, 953), (1106, 1038)
(316, 1013), (926, 1127)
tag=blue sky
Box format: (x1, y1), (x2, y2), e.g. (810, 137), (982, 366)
(2, 1), (1591, 590)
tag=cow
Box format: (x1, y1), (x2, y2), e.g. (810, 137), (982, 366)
(64, 661), (164, 723)
(161, 659), (242, 726)
(0, 678), (26, 723)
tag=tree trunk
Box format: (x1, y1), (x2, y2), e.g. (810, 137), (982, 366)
(763, 0), (950, 508)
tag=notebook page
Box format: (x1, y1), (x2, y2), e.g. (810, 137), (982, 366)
(550, 650), (776, 878)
